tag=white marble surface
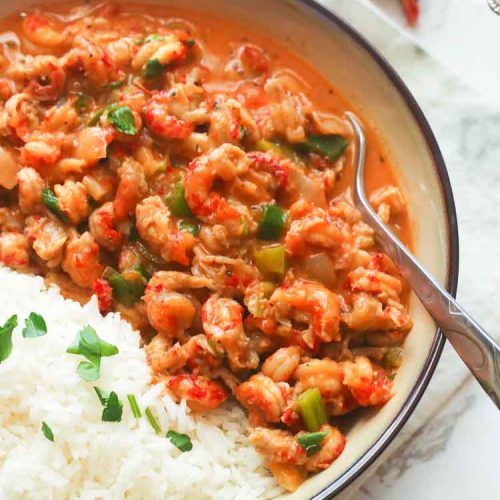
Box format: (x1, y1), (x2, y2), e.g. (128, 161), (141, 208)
(317, 0), (500, 498)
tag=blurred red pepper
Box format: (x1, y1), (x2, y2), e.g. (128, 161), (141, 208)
(401, 0), (419, 26)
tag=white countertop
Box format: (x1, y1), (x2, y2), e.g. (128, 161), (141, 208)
(319, 1), (500, 498)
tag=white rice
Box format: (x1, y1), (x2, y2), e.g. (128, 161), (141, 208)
(0, 267), (282, 499)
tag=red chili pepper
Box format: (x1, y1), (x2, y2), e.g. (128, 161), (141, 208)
(401, 0), (419, 26)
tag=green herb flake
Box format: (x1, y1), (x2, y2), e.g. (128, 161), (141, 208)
(67, 325), (118, 382)
(178, 219), (200, 236)
(142, 58), (164, 79)
(107, 105), (137, 135)
(166, 430), (193, 452)
(75, 93), (87, 109)
(41, 421), (54, 442)
(0, 315), (17, 363)
(127, 394), (142, 418)
(136, 34), (165, 45)
(145, 406), (161, 434)
(88, 104), (116, 126)
(185, 39), (196, 48)
(42, 188), (69, 223)
(297, 431), (328, 457)
(94, 387), (123, 422)
(22, 312), (47, 338)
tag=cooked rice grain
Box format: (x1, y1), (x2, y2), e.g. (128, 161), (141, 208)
(0, 267), (282, 499)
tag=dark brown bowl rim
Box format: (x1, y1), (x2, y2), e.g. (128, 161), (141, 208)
(293, 1), (460, 498)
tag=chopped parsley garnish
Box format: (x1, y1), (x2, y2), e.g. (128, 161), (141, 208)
(88, 104), (116, 126)
(42, 188), (69, 223)
(145, 406), (161, 434)
(22, 312), (47, 338)
(66, 325), (118, 382)
(107, 105), (137, 135)
(185, 39), (196, 48)
(166, 430), (193, 452)
(142, 58), (164, 79)
(41, 421), (54, 442)
(94, 387), (123, 422)
(297, 431), (328, 457)
(0, 315), (17, 363)
(127, 394), (142, 418)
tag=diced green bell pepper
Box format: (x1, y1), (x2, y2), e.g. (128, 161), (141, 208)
(103, 267), (145, 308)
(254, 245), (286, 276)
(166, 181), (193, 217)
(258, 204), (286, 241)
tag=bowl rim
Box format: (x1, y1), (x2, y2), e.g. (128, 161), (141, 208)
(295, 1), (460, 498)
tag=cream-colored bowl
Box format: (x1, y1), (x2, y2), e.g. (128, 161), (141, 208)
(1, 0), (459, 498)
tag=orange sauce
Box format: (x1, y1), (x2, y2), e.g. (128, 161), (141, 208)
(0, 1), (410, 245)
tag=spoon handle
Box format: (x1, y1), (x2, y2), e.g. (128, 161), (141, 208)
(346, 111), (500, 408)
(375, 223), (500, 409)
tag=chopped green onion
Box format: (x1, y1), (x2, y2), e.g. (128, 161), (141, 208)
(178, 219), (200, 236)
(142, 58), (164, 79)
(66, 325), (118, 382)
(0, 315), (17, 363)
(134, 263), (150, 280)
(185, 39), (196, 48)
(42, 188), (69, 223)
(103, 267), (145, 308)
(383, 347), (403, 368)
(166, 430), (193, 452)
(166, 181), (193, 217)
(297, 388), (327, 432)
(299, 134), (348, 163)
(107, 105), (137, 135)
(41, 421), (54, 442)
(241, 218), (249, 237)
(254, 245), (286, 276)
(135, 241), (164, 266)
(145, 406), (161, 434)
(22, 312), (47, 338)
(258, 204), (287, 240)
(105, 78), (126, 90)
(127, 394), (142, 418)
(297, 431), (328, 457)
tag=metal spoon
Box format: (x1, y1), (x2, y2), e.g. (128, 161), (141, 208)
(346, 111), (500, 408)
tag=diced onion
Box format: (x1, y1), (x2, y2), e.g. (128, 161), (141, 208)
(302, 252), (337, 289)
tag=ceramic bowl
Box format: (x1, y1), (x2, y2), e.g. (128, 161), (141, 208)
(0, 0), (459, 498)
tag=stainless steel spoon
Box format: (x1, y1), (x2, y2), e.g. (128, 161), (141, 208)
(346, 111), (500, 408)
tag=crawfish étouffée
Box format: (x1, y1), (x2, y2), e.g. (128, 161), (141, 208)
(0, 2), (413, 491)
